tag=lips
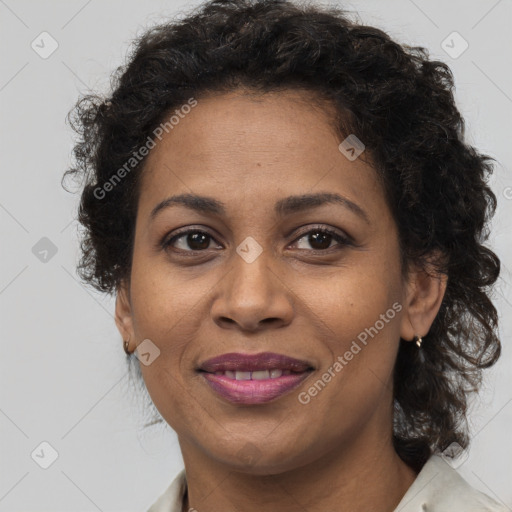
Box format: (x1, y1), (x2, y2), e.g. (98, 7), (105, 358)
(197, 352), (315, 404)
(197, 351), (314, 373)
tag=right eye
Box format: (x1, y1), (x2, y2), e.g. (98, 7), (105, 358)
(161, 229), (221, 252)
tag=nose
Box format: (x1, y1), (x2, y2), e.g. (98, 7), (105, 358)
(210, 249), (294, 332)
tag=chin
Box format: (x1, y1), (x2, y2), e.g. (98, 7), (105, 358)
(207, 440), (315, 476)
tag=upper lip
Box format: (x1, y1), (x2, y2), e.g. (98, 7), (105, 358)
(198, 352), (314, 373)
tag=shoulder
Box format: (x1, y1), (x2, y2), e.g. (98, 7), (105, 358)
(146, 468), (187, 512)
(394, 455), (509, 511)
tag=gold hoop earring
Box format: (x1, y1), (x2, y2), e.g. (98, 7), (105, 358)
(413, 335), (423, 348)
(123, 338), (131, 355)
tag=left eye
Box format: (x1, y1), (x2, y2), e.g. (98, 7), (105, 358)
(292, 228), (350, 251)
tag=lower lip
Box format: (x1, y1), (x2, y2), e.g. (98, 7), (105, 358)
(199, 371), (312, 404)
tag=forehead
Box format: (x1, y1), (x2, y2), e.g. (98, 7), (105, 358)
(137, 89), (384, 220)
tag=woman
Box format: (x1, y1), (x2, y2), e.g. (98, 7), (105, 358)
(62, 0), (507, 510)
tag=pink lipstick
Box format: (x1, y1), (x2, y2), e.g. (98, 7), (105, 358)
(197, 352), (314, 404)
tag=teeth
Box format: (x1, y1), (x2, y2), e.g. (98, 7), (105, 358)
(251, 370), (270, 380)
(212, 369), (292, 379)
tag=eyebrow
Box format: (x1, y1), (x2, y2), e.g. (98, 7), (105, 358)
(149, 192), (370, 224)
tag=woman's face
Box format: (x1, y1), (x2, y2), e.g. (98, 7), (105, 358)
(116, 89), (444, 474)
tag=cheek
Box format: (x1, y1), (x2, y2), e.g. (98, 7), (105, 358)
(129, 246), (207, 338)
(291, 250), (403, 398)
(294, 248), (402, 344)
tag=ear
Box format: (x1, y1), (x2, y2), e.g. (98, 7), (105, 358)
(115, 278), (136, 349)
(399, 252), (448, 343)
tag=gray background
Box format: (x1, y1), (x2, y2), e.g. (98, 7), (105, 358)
(0, 0), (511, 510)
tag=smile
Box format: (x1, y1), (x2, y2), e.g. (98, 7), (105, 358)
(196, 351), (315, 404)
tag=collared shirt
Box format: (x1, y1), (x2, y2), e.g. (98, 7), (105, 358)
(146, 454), (509, 511)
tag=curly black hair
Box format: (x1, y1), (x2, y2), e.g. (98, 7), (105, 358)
(62, 0), (501, 472)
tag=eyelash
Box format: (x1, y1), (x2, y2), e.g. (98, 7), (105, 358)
(160, 225), (352, 254)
